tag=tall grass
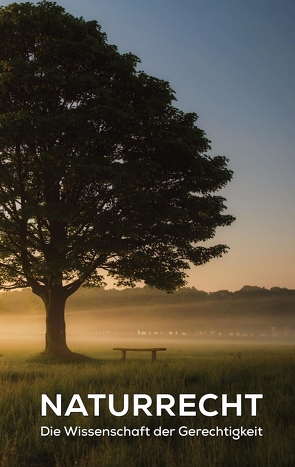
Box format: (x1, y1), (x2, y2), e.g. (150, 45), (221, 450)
(0, 343), (294, 467)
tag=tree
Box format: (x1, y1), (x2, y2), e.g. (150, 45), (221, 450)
(0, 1), (235, 357)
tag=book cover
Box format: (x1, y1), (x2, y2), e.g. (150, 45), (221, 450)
(0, 1), (294, 467)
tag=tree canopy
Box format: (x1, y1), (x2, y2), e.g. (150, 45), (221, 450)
(0, 1), (235, 356)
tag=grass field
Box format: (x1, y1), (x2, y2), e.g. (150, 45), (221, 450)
(0, 342), (294, 467)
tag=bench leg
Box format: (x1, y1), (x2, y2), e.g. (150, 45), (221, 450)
(121, 350), (126, 360)
(152, 351), (156, 361)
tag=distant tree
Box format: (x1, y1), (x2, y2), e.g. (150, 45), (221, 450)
(270, 287), (293, 295)
(0, 1), (235, 357)
(237, 286), (269, 297)
(209, 289), (232, 299)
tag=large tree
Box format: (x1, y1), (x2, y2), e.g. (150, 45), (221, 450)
(0, 1), (235, 357)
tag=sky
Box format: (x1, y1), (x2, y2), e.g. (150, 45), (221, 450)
(1, 0), (294, 292)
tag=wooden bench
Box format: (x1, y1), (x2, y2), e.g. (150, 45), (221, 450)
(113, 347), (166, 361)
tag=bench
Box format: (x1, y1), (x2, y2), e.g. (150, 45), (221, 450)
(113, 347), (166, 361)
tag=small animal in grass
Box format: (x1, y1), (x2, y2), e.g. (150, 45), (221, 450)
(229, 352), (241, 358)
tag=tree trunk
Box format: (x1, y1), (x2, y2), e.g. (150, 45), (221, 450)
(41, 287), (71, 356)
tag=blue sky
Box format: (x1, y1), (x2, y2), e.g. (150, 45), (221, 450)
(1, 0), (294, 291)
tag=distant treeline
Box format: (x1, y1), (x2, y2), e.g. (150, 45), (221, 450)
(69, 285), (295, 310)
(0, 285), (294, 314)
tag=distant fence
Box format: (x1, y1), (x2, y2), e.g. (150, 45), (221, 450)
(93, 327), (295, 338)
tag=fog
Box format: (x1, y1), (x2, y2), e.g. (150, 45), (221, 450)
(0, 300), (294, 352)
(1, 287), (294, 351)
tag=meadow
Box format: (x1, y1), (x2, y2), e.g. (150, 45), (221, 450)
(0, 342), (294, 467)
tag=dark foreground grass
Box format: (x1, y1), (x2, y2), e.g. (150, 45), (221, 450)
(0, 343), (294, 467)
